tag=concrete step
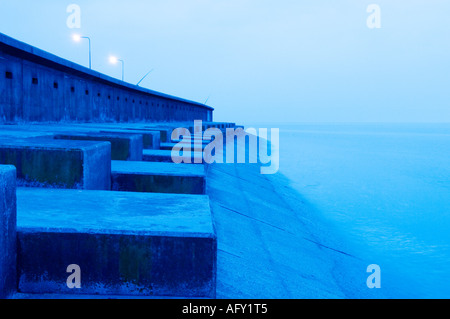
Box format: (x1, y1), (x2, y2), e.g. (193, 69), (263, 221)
(142, 127), (172, 143)
(99, 129), (160, 150)
(111, 160), (206, 194)
(143, 124), (231, 143)
(16, 187), (216, 298)
(119, 127), (166, 144)
(53, 132), (143, 161)
(202, 122), (236, 130)
(0, 165), (16, 299)
(160, 141), (210, 151)
(142, 149), (204, 164)
(171, 136), (215, 143)
(0, 139), (111, 190)
(0, 124), (160, 152)
(0, 128), (54, 139)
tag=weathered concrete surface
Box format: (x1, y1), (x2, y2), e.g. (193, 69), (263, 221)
(143, 149), (204, 164)
(207, 159), (385, 298)
(16, 188), (216, 297)
(0, 165), (16, 299)
(0, 129), (53, 140)
(53, 132), (143, 161)
(145, 128), (171, 143)
(0, 123), (160, 150)
(99, 129), (160, 150)
(0, 139), (111, 190)
(160, 141), (210, 151)
(111, 160), (206, 194)
(202, 122), (235, 130)
(0, 122), (233, 145)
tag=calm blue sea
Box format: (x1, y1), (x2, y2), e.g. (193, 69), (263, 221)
(267, 123), (450, 298)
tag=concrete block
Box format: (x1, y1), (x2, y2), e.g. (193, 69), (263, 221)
(53, 132), (143, 161)
(111, 160), (205, 195)
(0, 165), (16, 299)
(203, 122), (236, 130)
(174, 134), (214, 141)
(142, 149), (204, 164)
(160, 141), (210, 151)
(0, 139), (111, 190)
(16, 188), (216, 298)
(143, 128), (171, 143)
(100, 129), (160, 150)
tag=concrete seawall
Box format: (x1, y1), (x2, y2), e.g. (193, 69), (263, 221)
(0, 32), (213, 124)
(0, 121), (388, 299)
(207, 156), (385, 298)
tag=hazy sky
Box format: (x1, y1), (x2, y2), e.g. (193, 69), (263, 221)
(0, 1), (449, 124)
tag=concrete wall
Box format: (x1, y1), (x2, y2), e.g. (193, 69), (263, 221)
(0, 33), (213, 124)
(0, 165), (16, 299)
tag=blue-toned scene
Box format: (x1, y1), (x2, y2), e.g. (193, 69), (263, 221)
(0, 1), (449, 300)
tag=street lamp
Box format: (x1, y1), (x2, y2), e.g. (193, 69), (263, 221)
(72, 34), (91, 69)
(109, 56), (124, 81)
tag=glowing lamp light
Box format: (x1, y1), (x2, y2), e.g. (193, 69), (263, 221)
(109, 56), (124, 81)
(109, 56), (118, 64)
(72, 34), (91, 69)
(72, 34), (82, 42)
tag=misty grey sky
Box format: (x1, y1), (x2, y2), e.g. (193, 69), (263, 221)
(0, 0), (449, 124)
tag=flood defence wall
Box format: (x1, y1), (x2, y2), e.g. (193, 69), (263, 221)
(0, 33), (213, 124)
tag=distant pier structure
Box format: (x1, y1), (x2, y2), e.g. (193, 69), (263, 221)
(0, 32), (213, 124)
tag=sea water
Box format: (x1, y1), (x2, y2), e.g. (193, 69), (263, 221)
(260, 123), (450, 298)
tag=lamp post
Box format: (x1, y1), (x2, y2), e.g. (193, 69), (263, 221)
(72, 34), (91, 69)
(109, 56), (124, 81)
